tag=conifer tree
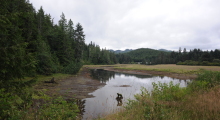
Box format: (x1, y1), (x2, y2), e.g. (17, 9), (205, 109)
(0, 0), (36, 82)
(74, 23), (85, 62)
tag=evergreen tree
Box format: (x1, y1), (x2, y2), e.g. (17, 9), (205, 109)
(0, 0), (36, 82)
(35, 7), (56, 74)
(57, 13), (71, 65)
(66, 19), (75, 61)
(74, 23), (85, 62)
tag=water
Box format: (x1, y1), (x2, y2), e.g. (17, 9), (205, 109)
(81, 69), (190, 119)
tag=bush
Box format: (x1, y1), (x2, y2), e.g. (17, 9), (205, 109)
(0, 80), (35, 120)
(201, 61), (209, 65)
(213, 59), (220, 63)
(177, 60), (220, 66)
(63, 62), (83, 74)
(200, 71), (220, 84)
(38, 97), (79, 120)
(151, 81), (189, 101)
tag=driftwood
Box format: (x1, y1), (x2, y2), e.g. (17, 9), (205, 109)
(44, 77), (56, 83)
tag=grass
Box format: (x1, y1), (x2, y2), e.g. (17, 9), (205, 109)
(115, 64), (220, 74)
(86, 64), (220, 74)
(101, 70), (220, 120)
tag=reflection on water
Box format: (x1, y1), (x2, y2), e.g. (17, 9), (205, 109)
(116, 93), (123, 106)
(82, 69), (190, 119)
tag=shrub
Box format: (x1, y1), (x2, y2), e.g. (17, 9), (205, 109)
(192, 71), (220, 89)
(0, 80), (34, 120)
(63, 62), (83, 74)
(213, 59), (220, 63)
(150, 81), (189, 101)
(38, 97), (79, 120)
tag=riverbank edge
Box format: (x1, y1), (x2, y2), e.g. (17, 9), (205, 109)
(84, 65), (197, 80)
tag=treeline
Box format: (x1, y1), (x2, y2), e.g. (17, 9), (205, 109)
(116, 48), (220, 65)
(0, 0), (117, 119)
(0, 0), (117, 81)
(116, 48), (170, 64)
(152, 48), (220, 65)
(175, 48), (220, 66)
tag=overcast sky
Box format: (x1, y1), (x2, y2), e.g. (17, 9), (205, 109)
(29, 0), (220, 51)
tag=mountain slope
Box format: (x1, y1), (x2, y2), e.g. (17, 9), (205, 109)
(125, 48), (169, 62)
(109, 49), (133, 54)
(158, 49), (172, 52)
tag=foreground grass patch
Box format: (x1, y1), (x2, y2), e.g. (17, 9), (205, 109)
(102, 70), (220, 120)
(0, 73), (79, 120)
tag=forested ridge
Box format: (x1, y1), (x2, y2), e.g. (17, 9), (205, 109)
(117, 48), (220, 65)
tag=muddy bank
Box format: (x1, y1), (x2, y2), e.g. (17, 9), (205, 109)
(34, 67), (106, 99)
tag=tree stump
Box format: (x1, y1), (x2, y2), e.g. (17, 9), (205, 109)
(44, 77), (56, 83)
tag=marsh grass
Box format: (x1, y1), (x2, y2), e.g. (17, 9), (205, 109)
(102, 70), (220, 120)
(86, 64), (220, 75)
(114, 64), (220, 74)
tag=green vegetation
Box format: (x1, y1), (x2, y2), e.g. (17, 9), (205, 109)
(177, 60), (220, 66)
(110, 49), (133, 54)
(111, 64), (220, 74)
(116, 48), (220, 65)
(33, 96), (79, 120)
(0, 73), (80, 120)
(116, 48), (166, 64)
(126, 48), (167, 62)
(103, 70), (220, 120)
(0, 1), (117, 119)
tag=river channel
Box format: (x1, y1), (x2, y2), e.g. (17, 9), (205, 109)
(81, 69), (190, 119)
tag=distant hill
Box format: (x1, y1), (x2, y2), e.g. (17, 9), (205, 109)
(158, 49), (172, 52)
(124, 48), (169, 62)
(109, 49), (133, 54)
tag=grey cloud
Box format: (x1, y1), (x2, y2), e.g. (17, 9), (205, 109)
(30, 0), (220, 51)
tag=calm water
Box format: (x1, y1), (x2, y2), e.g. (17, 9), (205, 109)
(81, 69), (190, 119)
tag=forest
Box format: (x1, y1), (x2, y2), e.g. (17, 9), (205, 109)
(0, 0), (117, 119)
(116, 48), (220, 65)
(0, 0), (117, 78)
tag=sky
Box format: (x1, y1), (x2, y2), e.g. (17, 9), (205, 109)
(29, 0), (220, 51)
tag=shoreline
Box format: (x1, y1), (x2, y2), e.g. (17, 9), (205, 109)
(86, 66), (197, 80)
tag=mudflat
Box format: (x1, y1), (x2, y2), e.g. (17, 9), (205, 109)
(34, 67), (106, 99)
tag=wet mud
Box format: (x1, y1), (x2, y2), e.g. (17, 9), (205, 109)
(34, 67), (106, 99)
